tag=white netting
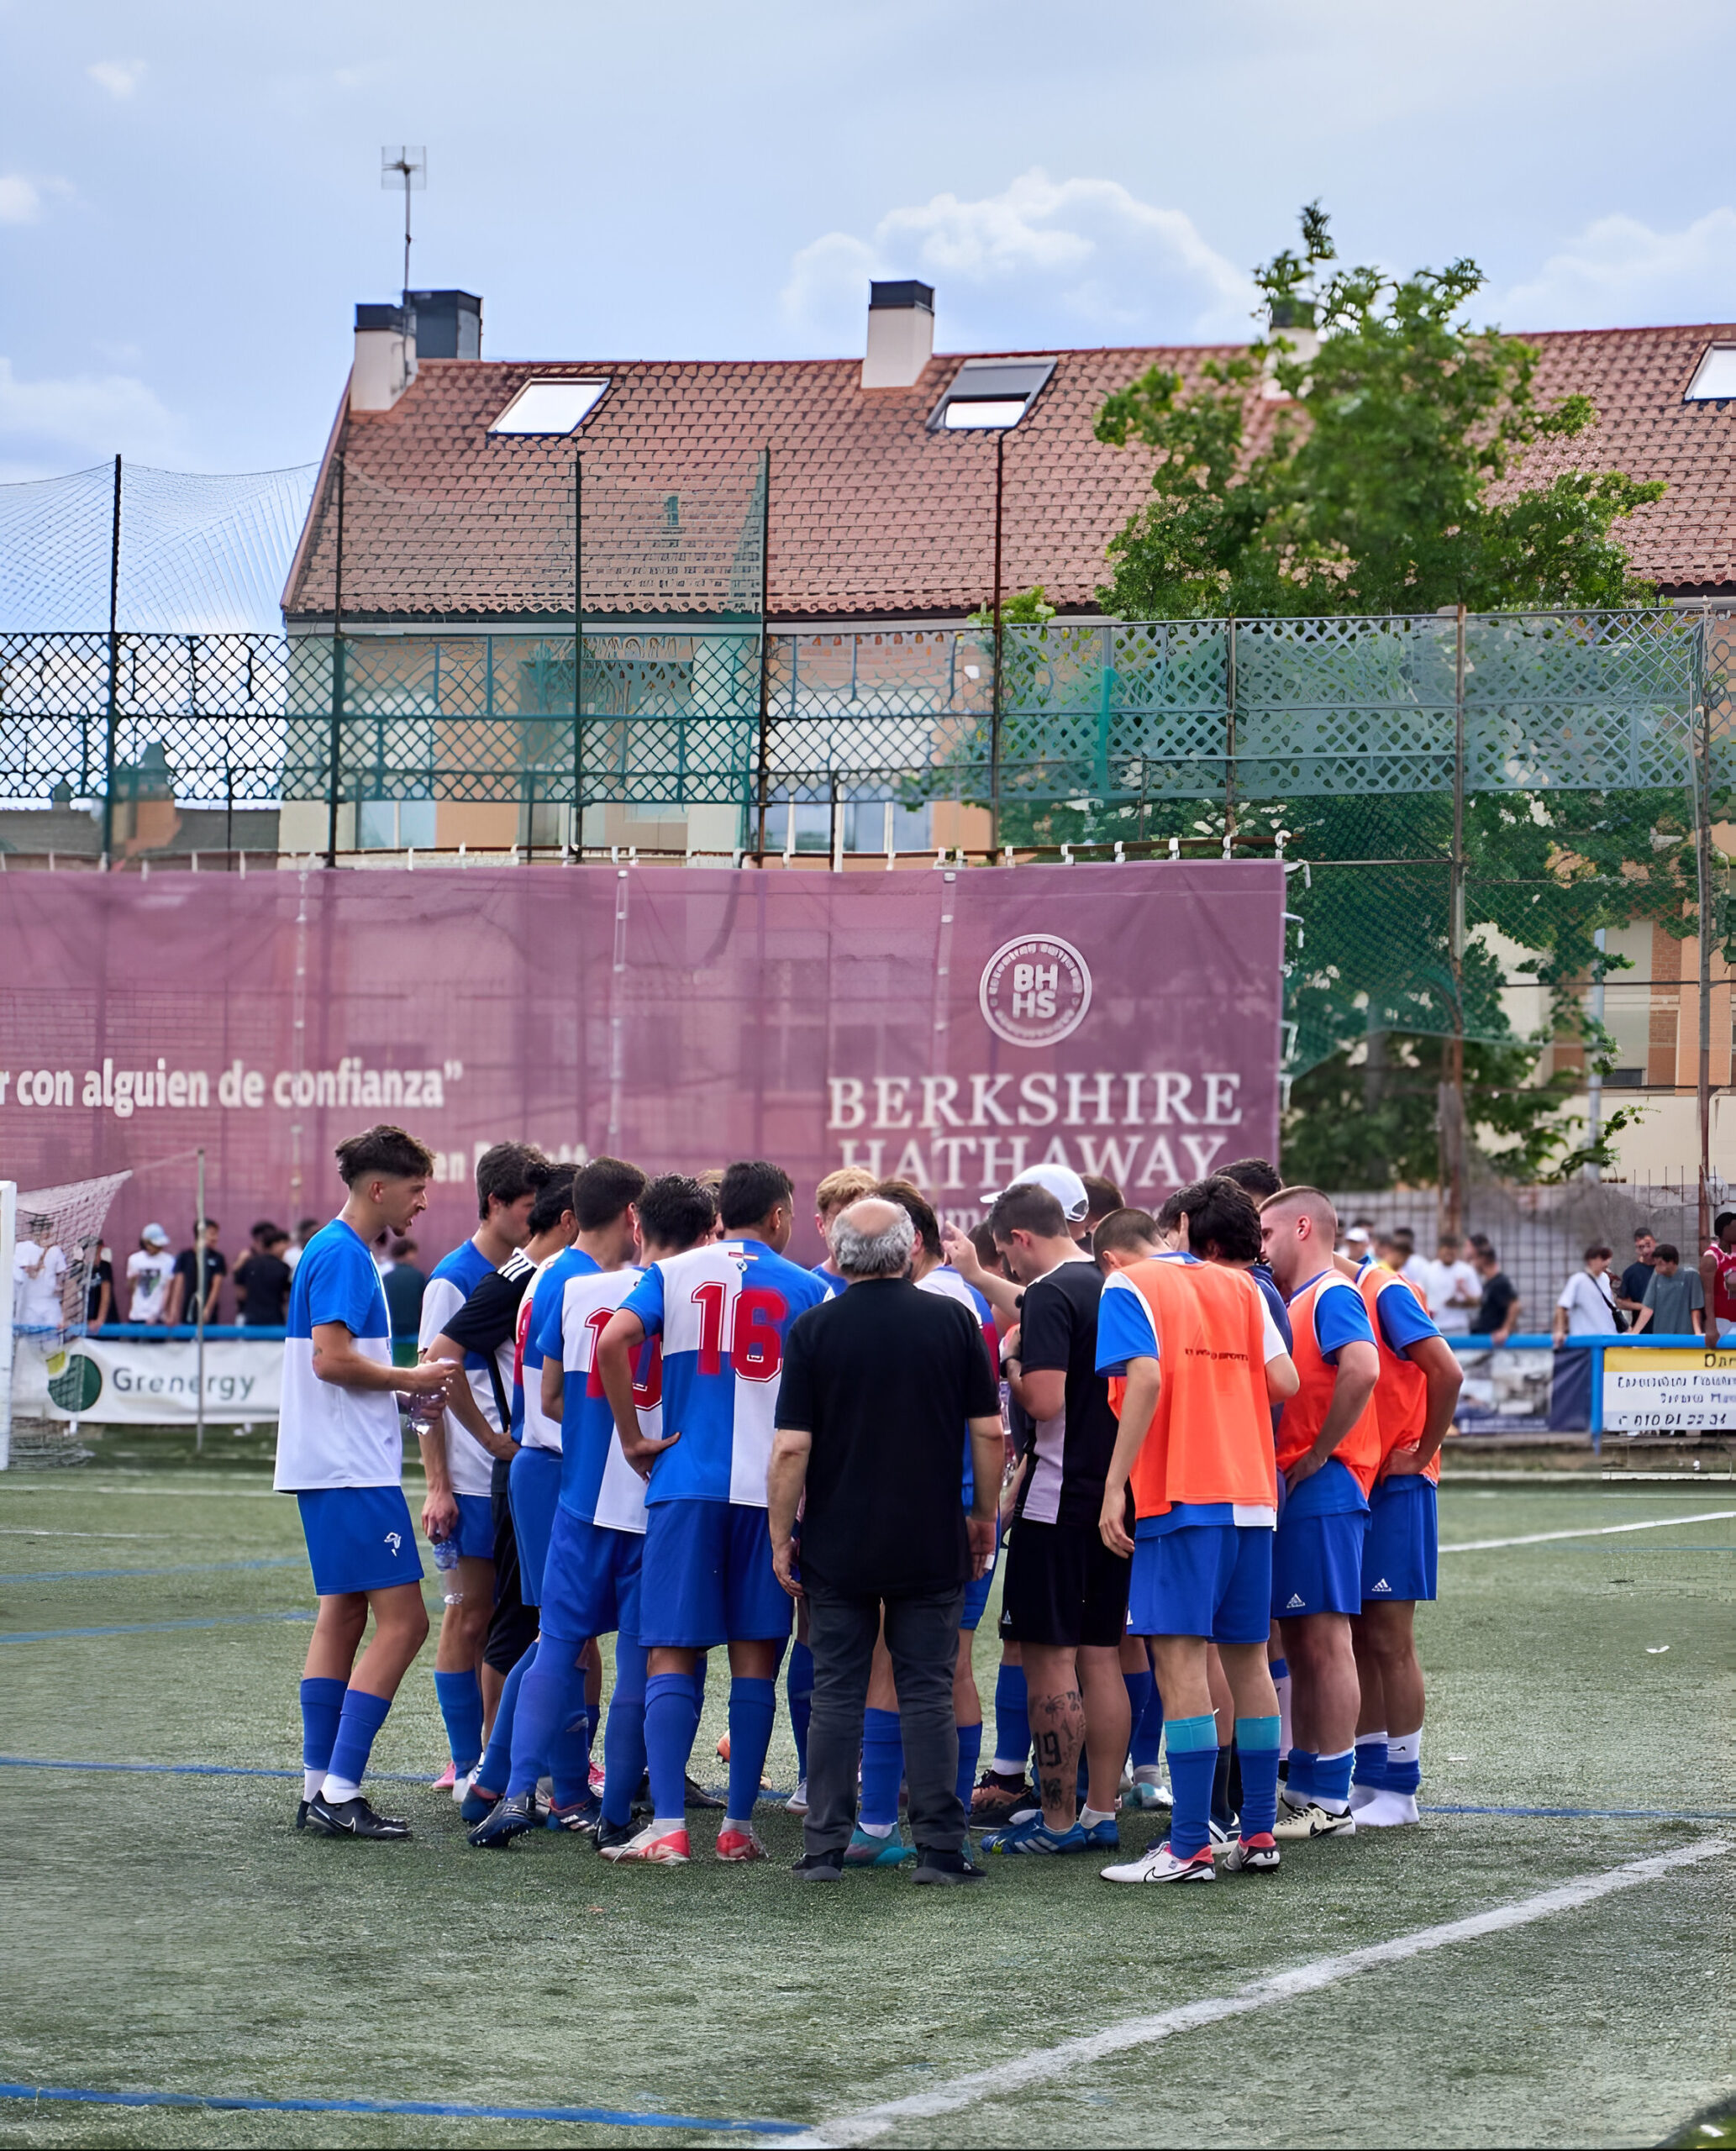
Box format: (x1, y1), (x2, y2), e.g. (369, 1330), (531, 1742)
(8, 1171), (129, 1466)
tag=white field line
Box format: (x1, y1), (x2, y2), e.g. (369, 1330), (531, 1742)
(775, 1839), (1729, 2149)
(1442, 1510), (1735, 1553)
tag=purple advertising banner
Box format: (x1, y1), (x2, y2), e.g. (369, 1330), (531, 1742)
(0, 861), (1283, 1274)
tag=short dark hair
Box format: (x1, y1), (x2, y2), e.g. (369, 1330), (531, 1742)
(1176, 1176), (1262, 1264)
(250, 1218), (279, 1243)
(719, 1160), (793, 1231)
(388, 1238), (414, 1259)
(1584, 1244), (1613, 1262)
(1154, 1189), (1187, 1232)
(474, 1142), (554, 1222)
(875, 1179), (940, 1257)
(1653, 1242), (1681, 1265)
(637, 1173), (717, 1251)
(1717, 1211), (1736, 1234)
(1080, 1174), (1124, 1225)
(986, 1181), (1068, 1243)
(573, 1156), (648, 1232)
(334, 1125), (435, 1186)
(195, 1217), (220, 1233)
(968, 1219), (1002, 1273)
(1219, 1156), (1282, 1202)
(1092, 1207), (1160, 1260)
(267, 1230), (292, 1251)
(529, 1169), (577, 1237)
(1634, 1226), (1655, 1241)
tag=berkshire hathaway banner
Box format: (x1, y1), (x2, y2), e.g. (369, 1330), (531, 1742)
(0, 862), (1283, 1265)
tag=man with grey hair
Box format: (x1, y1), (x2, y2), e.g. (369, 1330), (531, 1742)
(769, 1198), (1003, 1884)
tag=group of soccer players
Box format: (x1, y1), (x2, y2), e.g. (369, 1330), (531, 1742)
(276, 1122), (1459, 1883)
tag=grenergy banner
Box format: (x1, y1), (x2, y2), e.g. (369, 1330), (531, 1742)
(0, 862), (1283, 1262)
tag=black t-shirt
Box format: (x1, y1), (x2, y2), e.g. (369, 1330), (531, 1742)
(1470, 1270), (1518, 1334)
(1012, 1258), (1118, 1528)
(1618, 1260), (1654, 1309)
(382, 1260), (428, 1339)
(439, 1249), (535, 1429)
(86, 1256), (113, 1324)
(234, 1251), (291, 1326)
(777, 1275), (1000, 1599)
(173, 1246), (226, 1316)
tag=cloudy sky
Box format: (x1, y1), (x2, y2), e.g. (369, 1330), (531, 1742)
(3, 0), (1732, 479)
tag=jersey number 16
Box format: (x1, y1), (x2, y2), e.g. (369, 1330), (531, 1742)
(691, 1281), (787, 1383)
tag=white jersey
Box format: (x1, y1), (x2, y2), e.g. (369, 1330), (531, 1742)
(274, 1217), (402, 1492)
(419, 1240), (515, 1497)
(557, 1265), (658, 1535)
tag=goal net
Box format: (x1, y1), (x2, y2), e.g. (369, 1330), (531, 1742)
(2, 1171), (130, 1468)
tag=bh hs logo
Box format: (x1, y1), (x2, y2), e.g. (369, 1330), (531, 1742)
(978, 935), (1093, 1048)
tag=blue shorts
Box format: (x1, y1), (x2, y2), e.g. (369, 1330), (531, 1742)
(1272, 1505), (1369, 1618)
(1128, 1524), (1272, 1645)
(1362, 1475), (1439, 1604)
(961, 1512), (1002, 1631)
(639, 1498), (792, 1649)
(507, 1444), (562, 1606)
(296, 1486), (423, 1597)
(450, 1491), (496, 1564)
(539, 1504), (644, 1645)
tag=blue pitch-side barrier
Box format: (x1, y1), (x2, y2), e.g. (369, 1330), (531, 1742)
(1448, 1333), (1734, 1448)
(89, 1324), (286, 1340)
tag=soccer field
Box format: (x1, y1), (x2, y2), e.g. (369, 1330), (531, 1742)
(1, 1438), (1732, 2150)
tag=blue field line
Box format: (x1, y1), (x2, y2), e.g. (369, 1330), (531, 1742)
(0, 2082), (801, 2135)
(0, 1612), (313, 1643)
(2, 1556), (306, 1583)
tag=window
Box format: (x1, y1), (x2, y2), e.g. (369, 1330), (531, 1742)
(488, 380), (609, 435)
(1684, 347), (1736, 402)
(358, 799), (436, 849)
(927, 357), (1056, 434)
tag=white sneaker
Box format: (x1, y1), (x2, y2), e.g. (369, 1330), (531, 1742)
(450, 1766), (476, 1807)
(1100, 1840), (1215, 1885)
(1272, 1800), (1356, 1841)
(1129, 1777), (1173, 1811)
(784, 1779), (808, 1816)
(1353, 1790), (1419, 1828)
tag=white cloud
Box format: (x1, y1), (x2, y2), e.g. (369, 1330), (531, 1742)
(782, 168), (1255, 351)
(0, 176), (42, 224)
(88, 59), (147, 100)
(0, 357), (181, 470)
(1494, 208), (1736, 330)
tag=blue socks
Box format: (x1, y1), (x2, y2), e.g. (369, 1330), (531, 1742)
(644, 1671), (700, 1826)
(1286, 1746), (1318, 1805)
(299, 1676), (346, 1791)
(1165, 1712), (1218, 1860)
(726, 1676), (777, 1825)
(1131, 1675), (1165, 1771)
(1314, 1746), (1355, 1812)
(992, 1664), (1030, 1774)
(786, 1642), (814, 1780)
(1354, 1731), (1389, 1790)
(1235, 1714), (1281, 1838)
(507, 1643), (584, 1801)
(432, 1667), (483, 1776)
(602, 1636), (649, 1828)
(860, 1707), (904, 1831)
(324, 1686), (392, 1796)
(474, 1647), (533, 1796)
(550, 1703), (592, 1812)
(955, 1719), (982, 1807)
(1386, 1730), (1421, 1796)
(1123, 1665), (1155, 1763)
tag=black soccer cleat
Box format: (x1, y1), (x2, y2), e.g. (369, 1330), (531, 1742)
(467, 1792), (537, 1849)
(594, 1815), (639, 1854)
(305, 1792), (412, 1840)
(295, 1799), (309, 1831)
(912, 1847), (987, 1885)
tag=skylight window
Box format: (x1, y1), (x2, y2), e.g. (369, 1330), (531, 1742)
(1684, 346), (1736, 402)
(488, 379), (609, 435)
(943, 398), (1029, 430)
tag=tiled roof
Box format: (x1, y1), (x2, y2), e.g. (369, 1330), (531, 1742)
(282, 325), (1736, 623)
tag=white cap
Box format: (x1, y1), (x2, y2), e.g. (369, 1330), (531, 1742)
(141, 1223), (171, 1248)
(1344, 1226), (1372, 1248)
(1007, 1162), (1090, 1224)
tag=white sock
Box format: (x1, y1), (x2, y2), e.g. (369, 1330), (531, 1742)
(319, 1771), (360, 1803)
(651, 1815), (685, 1835)
(991, 1757), (1027, 1778)
(1387, 1731), (1421, 1765)
(1273, 1669), (1292, 1754)
(1133, 1764), (1163, 1785)
(858, 1817), (896, 1838)
(302, 1768), (324, 1801)
(722, 1816), (756, 1837)
(1079, 1805), (1115, 1828)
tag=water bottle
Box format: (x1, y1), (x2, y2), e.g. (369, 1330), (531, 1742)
(431, 1528), (464, 1608)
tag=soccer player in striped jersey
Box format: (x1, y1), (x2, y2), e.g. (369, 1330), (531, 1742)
(276, 1126), (454, 1839)
(1258, 1186), (1381, 1840)
(597, 1160), (828, 1865)
(1349, 1246), (1460, 1825)
(415, 1144), (552, 1789)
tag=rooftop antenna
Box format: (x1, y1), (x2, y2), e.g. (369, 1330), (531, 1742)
(380, 145), (426, 305)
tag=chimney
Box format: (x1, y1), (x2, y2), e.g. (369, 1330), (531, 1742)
(1261, 299), (1319, 401)
(405, 288), (482, 360)
(862, 280), (935, 390)
(350, 302), (417, 413)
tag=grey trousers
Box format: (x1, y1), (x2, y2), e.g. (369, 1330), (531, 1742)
(804, 1583), (967, 1858)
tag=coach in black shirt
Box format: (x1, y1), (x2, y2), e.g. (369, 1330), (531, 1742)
(770, 1197), (1002, 1884)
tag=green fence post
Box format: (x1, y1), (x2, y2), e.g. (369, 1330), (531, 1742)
(324, 451), (345, 869)
(101, 454), (121, 866)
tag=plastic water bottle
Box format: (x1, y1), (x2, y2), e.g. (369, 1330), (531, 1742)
(431, 1530), (464, 1608)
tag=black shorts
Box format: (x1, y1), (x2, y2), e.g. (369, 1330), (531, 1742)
(998, 1517), (1131, 1649)
(484, 1455), (537, 1674)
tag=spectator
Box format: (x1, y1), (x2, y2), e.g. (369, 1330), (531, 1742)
(1552, 1244), (1618, 1347)
(13, 1213), (68, 1332)
(166, 1218), (226, 1327)
(1391, 1226), (1432, 1295)
(1422, 1233), (1481, 1334)
(381, 1237), (427, 1359)
(125, 1225), (176, 1324)
(1342, 1217), (1375, 1265)
(283, 1217), (320, 1275)
(1614, 1228), (1658, 1319)
(1080, 1174), (1125, 1238)
(1632, 1245), (1704, 1338)
(1469, 1245), (1521, 1345)
(234, 1228), (292, 1327)
(1699, 1212), (1736, 1344)
(85, 1241), (114, 1329)
(768, 1198), (1002, 1885)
